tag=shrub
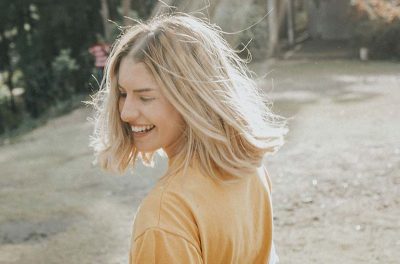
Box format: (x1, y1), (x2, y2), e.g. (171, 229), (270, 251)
(51, 49), (80, 101)
(0, 98), (23, 134)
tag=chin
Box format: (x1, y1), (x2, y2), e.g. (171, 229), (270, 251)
(136, 146), (159, 153)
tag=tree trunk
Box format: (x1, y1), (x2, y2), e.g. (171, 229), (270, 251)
(6, 70), (17, 113)
(100, 0), (111, 40)
(287, 0), (295, 46)
(122, 0), (132, 26)
(150, 0), (176, 18)
(267, 0), (279, 56)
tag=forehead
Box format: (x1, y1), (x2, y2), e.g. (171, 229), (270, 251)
(117, 59), (159, 91)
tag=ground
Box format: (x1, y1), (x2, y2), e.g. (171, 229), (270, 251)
(0, 60), (399, 263)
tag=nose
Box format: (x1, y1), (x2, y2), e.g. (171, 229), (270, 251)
(120, 97), (140, 123)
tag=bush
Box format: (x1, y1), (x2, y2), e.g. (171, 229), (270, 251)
(51, 49), (80, 101)
(22, 60), (53, 118)
(0, 98), (23, 134)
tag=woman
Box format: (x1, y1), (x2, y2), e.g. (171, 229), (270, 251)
(91, 13), (286, 263)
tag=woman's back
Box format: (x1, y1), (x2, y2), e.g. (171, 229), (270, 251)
(130, 165), (274, 263)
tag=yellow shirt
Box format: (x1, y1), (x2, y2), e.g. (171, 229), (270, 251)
(130, 165), (274, 264)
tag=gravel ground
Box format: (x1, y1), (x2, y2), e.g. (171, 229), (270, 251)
(0, 60), (399, 264)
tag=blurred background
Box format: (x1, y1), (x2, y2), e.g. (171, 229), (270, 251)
(0, 0), (399, 263)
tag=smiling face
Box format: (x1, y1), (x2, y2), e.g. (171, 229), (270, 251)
(117, 58), (186, 158)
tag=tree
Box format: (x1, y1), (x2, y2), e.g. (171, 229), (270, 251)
(122, 0), (132, 25)
(352, 0), (400, 59)
(267, 0), (279, 56)
(0, 0), (25, 113)
(0, 0), (104, 118)
(100, 0), (112, 40)
(352, 0), (400, 22)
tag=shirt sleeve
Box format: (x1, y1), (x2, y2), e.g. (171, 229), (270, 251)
(130, 227), (203, 264)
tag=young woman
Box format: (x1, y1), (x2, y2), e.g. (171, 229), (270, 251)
(91, 13), (286, 264)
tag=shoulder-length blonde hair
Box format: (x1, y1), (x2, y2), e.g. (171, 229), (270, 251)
(90, 13), (287, 181)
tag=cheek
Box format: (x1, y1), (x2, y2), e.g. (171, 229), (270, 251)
(155, 98), (186, 136)
(168, 113), (186, 136)
(156, 109), (183, 136)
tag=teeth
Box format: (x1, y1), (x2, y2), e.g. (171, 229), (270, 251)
(131, 125), (154, 132)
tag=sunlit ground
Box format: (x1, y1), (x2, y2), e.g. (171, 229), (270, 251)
(255, 59), (400, 263)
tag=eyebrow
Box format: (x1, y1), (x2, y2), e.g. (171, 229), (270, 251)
(118, 85), (154, 93)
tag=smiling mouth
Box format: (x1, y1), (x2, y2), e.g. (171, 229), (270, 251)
(133, 125), (155, 135)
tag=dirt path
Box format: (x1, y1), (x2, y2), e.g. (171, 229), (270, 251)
(0, 60), (399, 263)
(259, 60), (400, 263)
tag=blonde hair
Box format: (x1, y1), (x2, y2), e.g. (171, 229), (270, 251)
(90, 13), (287, 181)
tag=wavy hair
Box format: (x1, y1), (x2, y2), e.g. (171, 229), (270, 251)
(90, 13), (287, 181)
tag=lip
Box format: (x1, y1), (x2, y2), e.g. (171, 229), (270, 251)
(131, 124), (155, 131)
(133, 126), (155, 138)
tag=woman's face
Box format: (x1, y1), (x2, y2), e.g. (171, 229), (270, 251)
(117, 58), (186, 158)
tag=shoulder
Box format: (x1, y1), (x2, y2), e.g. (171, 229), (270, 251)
(132, 171), (202, 244)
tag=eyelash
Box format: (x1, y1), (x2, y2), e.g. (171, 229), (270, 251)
(140, 97), (154, 102)
(119, 92), (154, 102)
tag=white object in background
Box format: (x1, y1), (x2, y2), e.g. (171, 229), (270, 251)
(360, 47), (369, 61)
(269, 241), (279, 264)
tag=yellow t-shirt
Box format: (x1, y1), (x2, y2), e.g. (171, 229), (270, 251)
(129, 165), (274, 264)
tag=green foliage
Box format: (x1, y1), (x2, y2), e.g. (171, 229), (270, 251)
(52, 49), (80, 101)
(0, 98), (23, 134)
(0, 0), (103, 131)
(20, 59), (53, 118)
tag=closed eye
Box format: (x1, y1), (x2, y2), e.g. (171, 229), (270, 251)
(140, 97), (154, 102)
(119, 92), (127, 98)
